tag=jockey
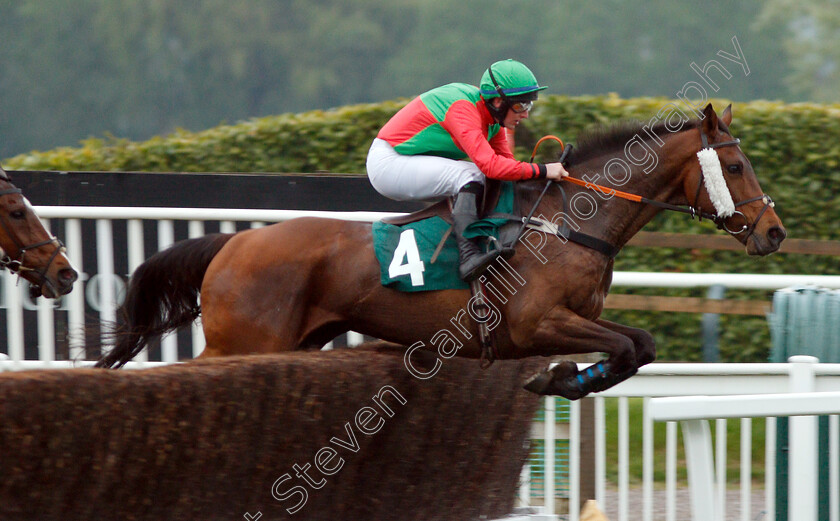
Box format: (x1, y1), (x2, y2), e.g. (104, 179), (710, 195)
(367, 59), (568, 282)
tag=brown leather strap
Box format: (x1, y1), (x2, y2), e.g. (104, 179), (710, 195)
(470, 279), (499, 368)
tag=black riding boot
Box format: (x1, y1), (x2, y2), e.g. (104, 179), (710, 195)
(452, 183), (513, 282)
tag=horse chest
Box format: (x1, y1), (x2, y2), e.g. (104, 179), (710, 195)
(558, 278), (610, 323)
(569, 292), (606, 321)
(544, 254), (611, 320)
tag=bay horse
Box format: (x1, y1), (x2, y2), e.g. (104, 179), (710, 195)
(96, 104), (785, 399)
(0, 166), (77, 299)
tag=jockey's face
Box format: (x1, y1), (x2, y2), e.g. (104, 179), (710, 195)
(491, 97), (530, 131)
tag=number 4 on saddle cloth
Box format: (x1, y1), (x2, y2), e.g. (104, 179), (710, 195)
(372, 182), (518, 292)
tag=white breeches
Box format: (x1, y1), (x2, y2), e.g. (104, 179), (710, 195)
(366, 138), (485, 201)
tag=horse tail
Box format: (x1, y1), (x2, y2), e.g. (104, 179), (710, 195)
(95, 233), (235, 369)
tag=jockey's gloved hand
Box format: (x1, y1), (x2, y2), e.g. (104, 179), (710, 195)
(545, 162), (569, 180)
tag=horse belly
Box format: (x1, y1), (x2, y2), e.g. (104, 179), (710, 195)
(200, 218), (378, 354)
(348, 287), (491, 356)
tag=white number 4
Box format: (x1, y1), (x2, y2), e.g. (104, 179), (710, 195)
(388, 229), (425, 286)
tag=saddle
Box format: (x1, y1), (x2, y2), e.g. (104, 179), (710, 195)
(381, 179), (506, 226)
(381, 180), (508, 368)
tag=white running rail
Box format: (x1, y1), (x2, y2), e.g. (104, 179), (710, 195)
(649, 355), (839, 521)
(520, 357), (840, 521)
(3, 205), (840, 363)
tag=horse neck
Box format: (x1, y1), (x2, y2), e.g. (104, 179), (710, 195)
(544, 130), (698, 250)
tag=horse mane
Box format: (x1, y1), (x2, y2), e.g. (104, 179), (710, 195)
(565, 118), (703, 167)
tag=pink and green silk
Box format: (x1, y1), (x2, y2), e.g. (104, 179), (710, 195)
(377, 83), (546, 181)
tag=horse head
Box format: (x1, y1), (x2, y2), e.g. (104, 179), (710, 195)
(0, 167), (78, 298)
(682, 103), (786, 255)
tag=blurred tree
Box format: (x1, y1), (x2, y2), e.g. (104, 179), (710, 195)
(757, 0), (840, 102)
(529, 0), (791, 102)
(370, 0), (545, 98)
(277, 0), (420, 109)
(0, 0), (807, 160)
(374, 0), (791, 104)
(2, 1), (109, 158)
(0, 0), (419, 158)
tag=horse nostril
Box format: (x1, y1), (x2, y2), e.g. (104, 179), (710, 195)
(60, 268), (79, 284)
(768, 226), (787, 245)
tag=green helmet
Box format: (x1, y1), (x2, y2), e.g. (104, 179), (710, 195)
(479, 59), (547, 100)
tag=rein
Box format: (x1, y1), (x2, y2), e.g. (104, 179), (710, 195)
(513, 138), (621, 258)
(524, 132), (776, 252)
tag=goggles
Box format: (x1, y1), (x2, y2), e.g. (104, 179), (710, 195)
(509, 100), (533, 113)
(487, 64), (535, 114)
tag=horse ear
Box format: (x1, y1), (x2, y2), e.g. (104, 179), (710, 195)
(701, 103), (718, 136)
(721, 104), (733, 126)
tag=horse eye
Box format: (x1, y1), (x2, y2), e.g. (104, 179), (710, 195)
(727, 163), (743, 175)
(10, 210), (25, 219)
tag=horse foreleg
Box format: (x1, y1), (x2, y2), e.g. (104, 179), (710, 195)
(519, 309), (647, 399)
(524, 358), (638, 399)
(595, 318), (656, 367)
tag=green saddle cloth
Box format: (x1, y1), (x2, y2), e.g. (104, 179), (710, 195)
(372, 182), (516, 292)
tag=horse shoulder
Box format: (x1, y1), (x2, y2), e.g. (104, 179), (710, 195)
(552, 251), (613, 321)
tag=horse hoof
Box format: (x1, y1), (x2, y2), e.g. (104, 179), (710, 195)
(523, 370), (553, 395)
(555, 376), (587, 401)
(524, 362), (587, 400)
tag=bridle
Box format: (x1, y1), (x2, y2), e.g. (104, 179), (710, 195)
(690, 132), (776, 239)
(0, 176), (67, 295)
(528, 129), (777, 245)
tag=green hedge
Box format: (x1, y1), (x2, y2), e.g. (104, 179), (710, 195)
(5, 101), (405, 174)
(7, 95), (840, 362)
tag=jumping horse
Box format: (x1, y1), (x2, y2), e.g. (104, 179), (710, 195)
(96, 104), (785, 399)
(0, 166), (77, 299)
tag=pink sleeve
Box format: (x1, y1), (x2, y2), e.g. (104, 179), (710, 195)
(489, 128), (516, 158)
(441, 101), (545, 181)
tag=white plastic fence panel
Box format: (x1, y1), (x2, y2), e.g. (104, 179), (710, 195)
(648, 357), (840, 521)
(65, 218), (85, 361)
(544, 396), (555, 516)
(4, 271), (23, 360)
(157, 220), (177, 363)
(127, 219), (147, 362)
(188, 220), (206, 358)
(36, 218), (55, 361)
(96, 219), (116, 350)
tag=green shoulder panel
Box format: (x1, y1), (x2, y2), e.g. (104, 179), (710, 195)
(392, 124), (469, 159)
(419, 83), (482, 121)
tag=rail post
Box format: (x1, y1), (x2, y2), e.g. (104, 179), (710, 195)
(788, 355), (819, 521)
